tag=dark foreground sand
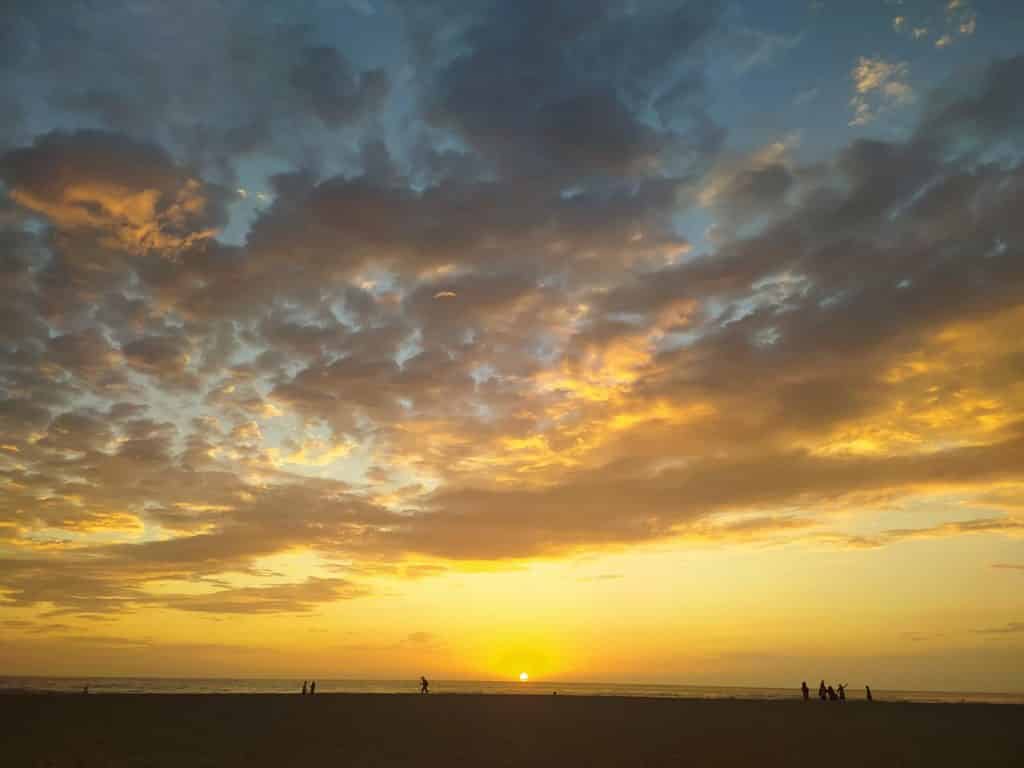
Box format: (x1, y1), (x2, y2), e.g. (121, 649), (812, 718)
(3, 693), (1022, 767)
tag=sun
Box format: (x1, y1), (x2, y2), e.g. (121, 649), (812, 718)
(519, 672), (529, 682)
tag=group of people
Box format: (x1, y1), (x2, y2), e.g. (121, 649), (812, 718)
(801, 680), (872, 702)
(299, 677), (430, 694)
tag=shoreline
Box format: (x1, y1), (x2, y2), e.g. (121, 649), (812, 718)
(3, 689), (1022, 706)
(3, 676), (1020, 704)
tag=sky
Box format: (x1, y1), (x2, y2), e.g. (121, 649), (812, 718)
(1, 0), (1023, 692)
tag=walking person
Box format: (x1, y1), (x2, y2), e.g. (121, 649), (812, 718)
(420, 676), (429, 694)
(302, 680), (307, 695)
(866, 685), (873, 702)
(310, 680), (316, 695)
(837, 683), (846, 702)
(818, 680), (827, 701)
(801, 681), (809, 702)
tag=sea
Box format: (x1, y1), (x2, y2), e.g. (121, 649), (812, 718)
(1, 677), (1021, 704)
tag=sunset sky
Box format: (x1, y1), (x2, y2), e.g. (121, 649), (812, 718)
(1, 0), (1023, 691)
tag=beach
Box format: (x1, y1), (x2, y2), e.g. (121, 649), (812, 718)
(3, 693), (1022, 767)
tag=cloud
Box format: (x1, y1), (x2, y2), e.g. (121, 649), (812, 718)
(419, 0), (724, 181)
(972, 622), (1024, 635)
(793, 87), (819, 106)
(579, 573), (624, 582)
(289, 46), (390, 126)
(0, 1), (398, 179)
(382, 434), (1024, 558)
(696, 136), (797, 239)
(158, 577), (369, 614)
(825, 517), (1024, 551)
(122, 334), (193, 381)
(849, 56), (913, 126)
(729, 27), (803, 74)
(0, 0), (1022, 624)
(1, 619), (74, 634)
(1, 131), (228, 254)
(405, 631), (436, 645)
(946, 1), (976, 37)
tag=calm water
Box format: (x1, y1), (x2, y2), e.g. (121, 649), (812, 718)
(2, 677), (1021, 704)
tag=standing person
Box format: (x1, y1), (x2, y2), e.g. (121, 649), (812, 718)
(866, 685), (873, 702)
(310, 680), (316, 695)
(302, 680), (307, 695)
(837, 683), (846, 702)
(420, 676), (429, 694)
(801, 681), (809, 702)
(818, 680), (827, 701)
(827, 685), (837, 701)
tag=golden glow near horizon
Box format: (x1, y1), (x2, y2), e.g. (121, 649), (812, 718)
(1, 0), (1023, 694)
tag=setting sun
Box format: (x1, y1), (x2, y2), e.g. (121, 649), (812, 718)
(519, 673), (529, 682)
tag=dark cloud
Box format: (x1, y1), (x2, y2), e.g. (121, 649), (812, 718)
(122, 334), (193, 381)
(290, 46), (390, 126)
(0, 1), (397, 178)
(387, 431), (1024, 558)
(423, 0), (723, 180)
(917, 54), (1024, 149)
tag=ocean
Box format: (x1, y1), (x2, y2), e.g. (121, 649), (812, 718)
(2, 677), (1021, 704)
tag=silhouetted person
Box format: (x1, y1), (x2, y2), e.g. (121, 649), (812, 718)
(827, 685), (837, 701)
(801, 681), (809, 701)
(818, 680), (827, 701)
(310, 680), (316, 695)
(420, 676), (429, 694)
(302, 680), (307, 695)
(838, 683), (846, 702)
(866, 685), (873, 702)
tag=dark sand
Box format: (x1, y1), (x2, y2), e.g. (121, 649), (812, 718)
(3, 693), (1022, 767)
